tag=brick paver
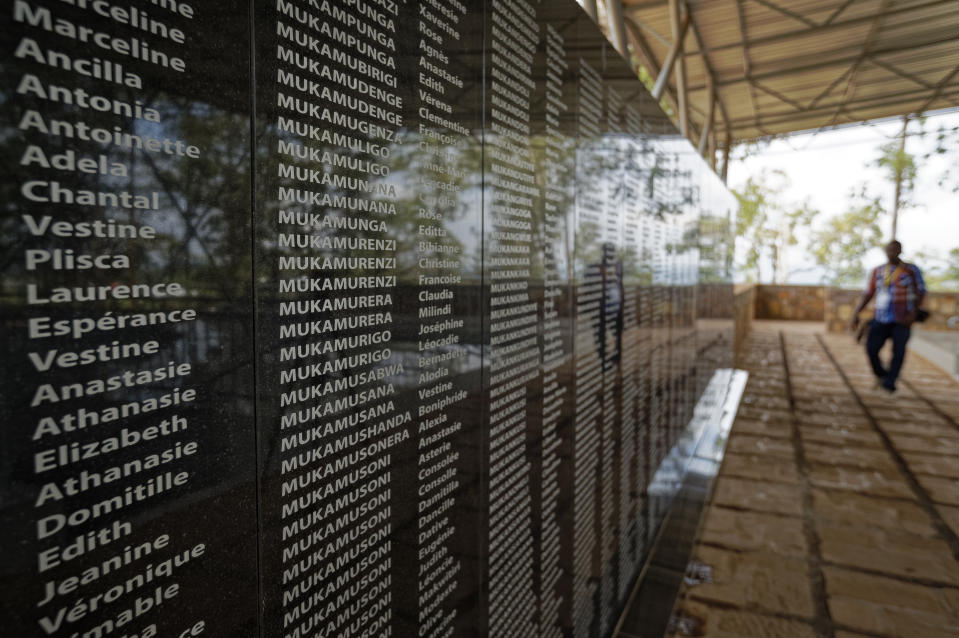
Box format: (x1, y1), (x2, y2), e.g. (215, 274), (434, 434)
(730, 417), (794, 438)
(887, 433), (959, 456)
(806, 464), (914, 499)
(668, 600), (818, 638)
(811, 488), (938, 538)
(688, 546), (816, 617)
(803, 442), (900, 472)
(824, 566), (959, 637)
(941, 506), (959, 537)
(664, 322), (959, 638)
(727, 434), (797, 458)
(816, 519), (959, 585)
(712, 476), (804, 516)
(798, 411), (872, 428)
(721, 452), (801, 484)
(917, 475), (959, 506)
(699, 507), (808, 557)
(799, 423), (885, 448)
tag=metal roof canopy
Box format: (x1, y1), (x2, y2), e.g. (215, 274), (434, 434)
(593, 0), (959, 175)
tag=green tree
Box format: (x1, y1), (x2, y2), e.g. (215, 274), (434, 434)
(809, 195), (883, 286)
(697, 212), (733, 283)
(733, 169), (818, 283)
(914, 247), (959, 291)
(929, 120), (959, 192)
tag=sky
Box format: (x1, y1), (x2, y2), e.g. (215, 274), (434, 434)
(727, 110), (959, 286)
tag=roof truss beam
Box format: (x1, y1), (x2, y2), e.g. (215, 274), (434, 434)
(725, 86), (959, 128)
(651, 2), (690, 101)
(735, 0), (767, 136)
(868, 57), (934, 90)
(919, 62), (959, 112)
(686, 32), (959, 92)
(605, 0), (629, 56)
(623, 0), (959, 151)
(816, 0), (890, 128)
(624, 15), (683, 115)
(749, 0), (818, 29)
(582, 0), (599, 21)
(824, 0), (856, 26)
(682, 0), (959, 56)
(698, 88), (715, 155)
(685, 2), (731, 140)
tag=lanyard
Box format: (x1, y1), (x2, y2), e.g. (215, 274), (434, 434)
(882, 264), (904, 287)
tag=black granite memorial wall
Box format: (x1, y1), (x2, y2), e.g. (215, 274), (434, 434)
(0, 0), (735, 636)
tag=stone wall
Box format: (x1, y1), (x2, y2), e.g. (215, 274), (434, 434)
(697, 283), (736, 319)
(734, 285), (756, 367)
(921, 292), (959, 330)
(727, 284), (959, 336)
(826, 288), (959, 332)
(825, 288), (867, 333)
(754, 285), (826, 320)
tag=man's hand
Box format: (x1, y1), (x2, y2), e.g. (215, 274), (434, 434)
(902, 310), (918, 327)
(850, 290), (873, 333)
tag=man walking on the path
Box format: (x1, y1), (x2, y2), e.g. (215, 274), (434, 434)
(850, 240), (926, 393)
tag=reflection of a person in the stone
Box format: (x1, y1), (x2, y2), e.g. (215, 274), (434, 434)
(599, 242), (624, 367)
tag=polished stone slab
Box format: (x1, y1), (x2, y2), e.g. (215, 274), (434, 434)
(0, 0), (737, 636)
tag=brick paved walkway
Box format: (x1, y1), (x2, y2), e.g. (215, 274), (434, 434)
(668, 322), (959, 638)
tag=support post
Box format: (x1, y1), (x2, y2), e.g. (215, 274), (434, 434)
(670, 0), (688, 136)
(605, 0), (629, 58)
(651, 12), (690, 101)
(698, 87), (715, 155)
(582, 0), (598, 21)
(708, 129), (717, 169)
(721, 133), (731, 183)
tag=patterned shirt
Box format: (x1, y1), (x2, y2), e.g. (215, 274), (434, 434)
(866, 262), (926, 324)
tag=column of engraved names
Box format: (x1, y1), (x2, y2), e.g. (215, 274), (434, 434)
(414, 0), (470, 636)
(11, 1), (206, 636)
(670, 220), (682, 443)
(671, 219), (684, 438)
(572, 57), (603, 638)
(661, 193), (674, 448)
(617, 104), (643, 592)
(635, 134), (654, 541)
(681, 216), (696, 429)
(639, 143), (657, 487)
(271, 1), (405, 636)
(671, 162), (688, 442)
(487, 0), (539, 636)
(598, 87), (623, 636)
(642, 152), (660, 476)
(650, 217), (666, 472)
(665, 164), (681, 446)
(538, 23), (569, 638)
(679, 177), (697, 432)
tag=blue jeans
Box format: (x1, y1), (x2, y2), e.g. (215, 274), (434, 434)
(865, 321), (911, 390)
